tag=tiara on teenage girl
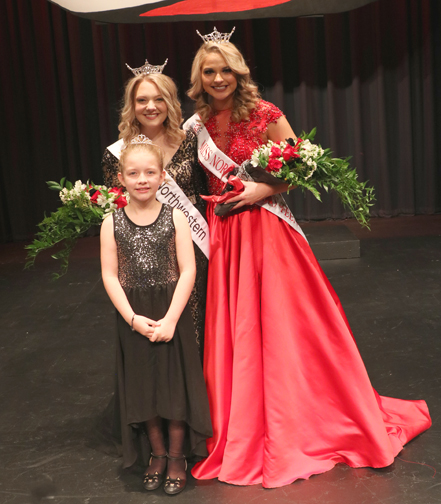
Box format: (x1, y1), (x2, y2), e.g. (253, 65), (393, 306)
(196, 26), (235, 44)
(126, 58), (168, 76)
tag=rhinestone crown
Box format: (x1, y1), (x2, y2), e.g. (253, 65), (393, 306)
(126, 58), (168, 76)
(130, 134), (154, 146)
(196, 26), (235, 44)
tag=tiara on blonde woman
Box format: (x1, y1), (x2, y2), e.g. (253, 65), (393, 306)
(126, 58), (168, 76)
(196, 26), (235, 44)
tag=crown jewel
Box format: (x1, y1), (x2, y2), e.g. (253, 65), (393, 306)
(196, 26), (235, 44)
(126, 58), (168, 76)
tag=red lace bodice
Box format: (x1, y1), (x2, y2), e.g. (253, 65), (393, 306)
(203, 100), (284, 195)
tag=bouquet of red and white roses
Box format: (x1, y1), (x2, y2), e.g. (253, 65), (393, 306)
(25, 178), (128, 278)
(244, 129), (375, 228)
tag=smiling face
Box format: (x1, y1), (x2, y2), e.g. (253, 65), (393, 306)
(201, 52), (238, 110)
(118, 149), (165, 204)
(134, 80), (168, 133)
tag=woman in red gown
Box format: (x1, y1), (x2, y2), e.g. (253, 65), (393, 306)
(186, 32), (431, 489)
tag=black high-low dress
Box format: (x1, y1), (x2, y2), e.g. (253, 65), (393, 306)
(112, 204), (212, 468)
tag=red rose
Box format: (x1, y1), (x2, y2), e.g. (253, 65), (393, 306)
(282, 144), (298, 161)
(270, 145), (282, 158)
(109, 187), (128, 208)
(90, 189), (102, 203)
(267, 158), (283, 172)
(109, 187), (123, 196)
(115, 194), (128, 208)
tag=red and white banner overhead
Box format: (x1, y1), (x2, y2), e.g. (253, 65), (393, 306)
(48, 0), (379, 23)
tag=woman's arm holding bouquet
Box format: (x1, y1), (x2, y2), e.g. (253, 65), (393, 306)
(227, 116), (295, 209)
(267, 115), (297, 144)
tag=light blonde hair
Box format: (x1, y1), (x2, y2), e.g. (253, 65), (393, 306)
(119, 142), (164, 174)
(187, 42), (260, 123)
(119, 73), (185, 145)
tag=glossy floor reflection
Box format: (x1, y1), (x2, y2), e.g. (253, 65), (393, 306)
(0, 216), (440, 504)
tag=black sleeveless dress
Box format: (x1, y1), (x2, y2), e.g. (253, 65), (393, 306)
(112, 204), (212, 468)
(102, 130), (208, 353)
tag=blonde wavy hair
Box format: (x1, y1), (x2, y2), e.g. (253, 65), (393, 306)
(187, 42), (260, 123)
(119, 142), (164, 174)
(119, 73), (185, 145)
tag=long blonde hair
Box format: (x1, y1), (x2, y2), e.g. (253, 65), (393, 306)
(119, 73), (185, 145)
(187, 42), (260, 123)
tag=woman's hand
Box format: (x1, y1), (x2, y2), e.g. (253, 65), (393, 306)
(150, 318), (176, 343)
(226, 181), (273, 209)
(132, 315), (160, 339)
(227, 180), (289, 210)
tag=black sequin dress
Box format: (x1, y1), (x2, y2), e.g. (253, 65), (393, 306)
(112, 204), (212, 468)
(102, 130), (208, 352)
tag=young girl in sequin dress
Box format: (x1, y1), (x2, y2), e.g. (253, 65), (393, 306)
(186, 35), (431, 489)
(100, 137), (211, 495)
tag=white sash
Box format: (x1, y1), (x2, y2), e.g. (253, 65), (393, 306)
(108, 139), (210, 258)
(183, 115), (307, 242)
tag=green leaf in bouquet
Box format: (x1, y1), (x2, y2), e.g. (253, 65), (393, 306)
(75, 209), (84, 222)
(47, 181), (63, 191)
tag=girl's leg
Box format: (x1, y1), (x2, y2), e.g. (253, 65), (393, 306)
(167, 420), (186, 480)
(145, 416), (167, 475)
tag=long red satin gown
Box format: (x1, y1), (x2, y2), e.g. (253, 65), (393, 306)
(192, 100), (431, 488)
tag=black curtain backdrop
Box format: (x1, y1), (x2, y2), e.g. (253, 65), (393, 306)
(0, 0), (440, 242)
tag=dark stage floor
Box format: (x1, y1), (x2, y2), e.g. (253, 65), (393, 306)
(1, 216), (440, 504)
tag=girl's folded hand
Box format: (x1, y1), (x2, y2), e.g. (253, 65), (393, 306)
(150, 318), (176, 343)
(132, 315), (160, 338)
